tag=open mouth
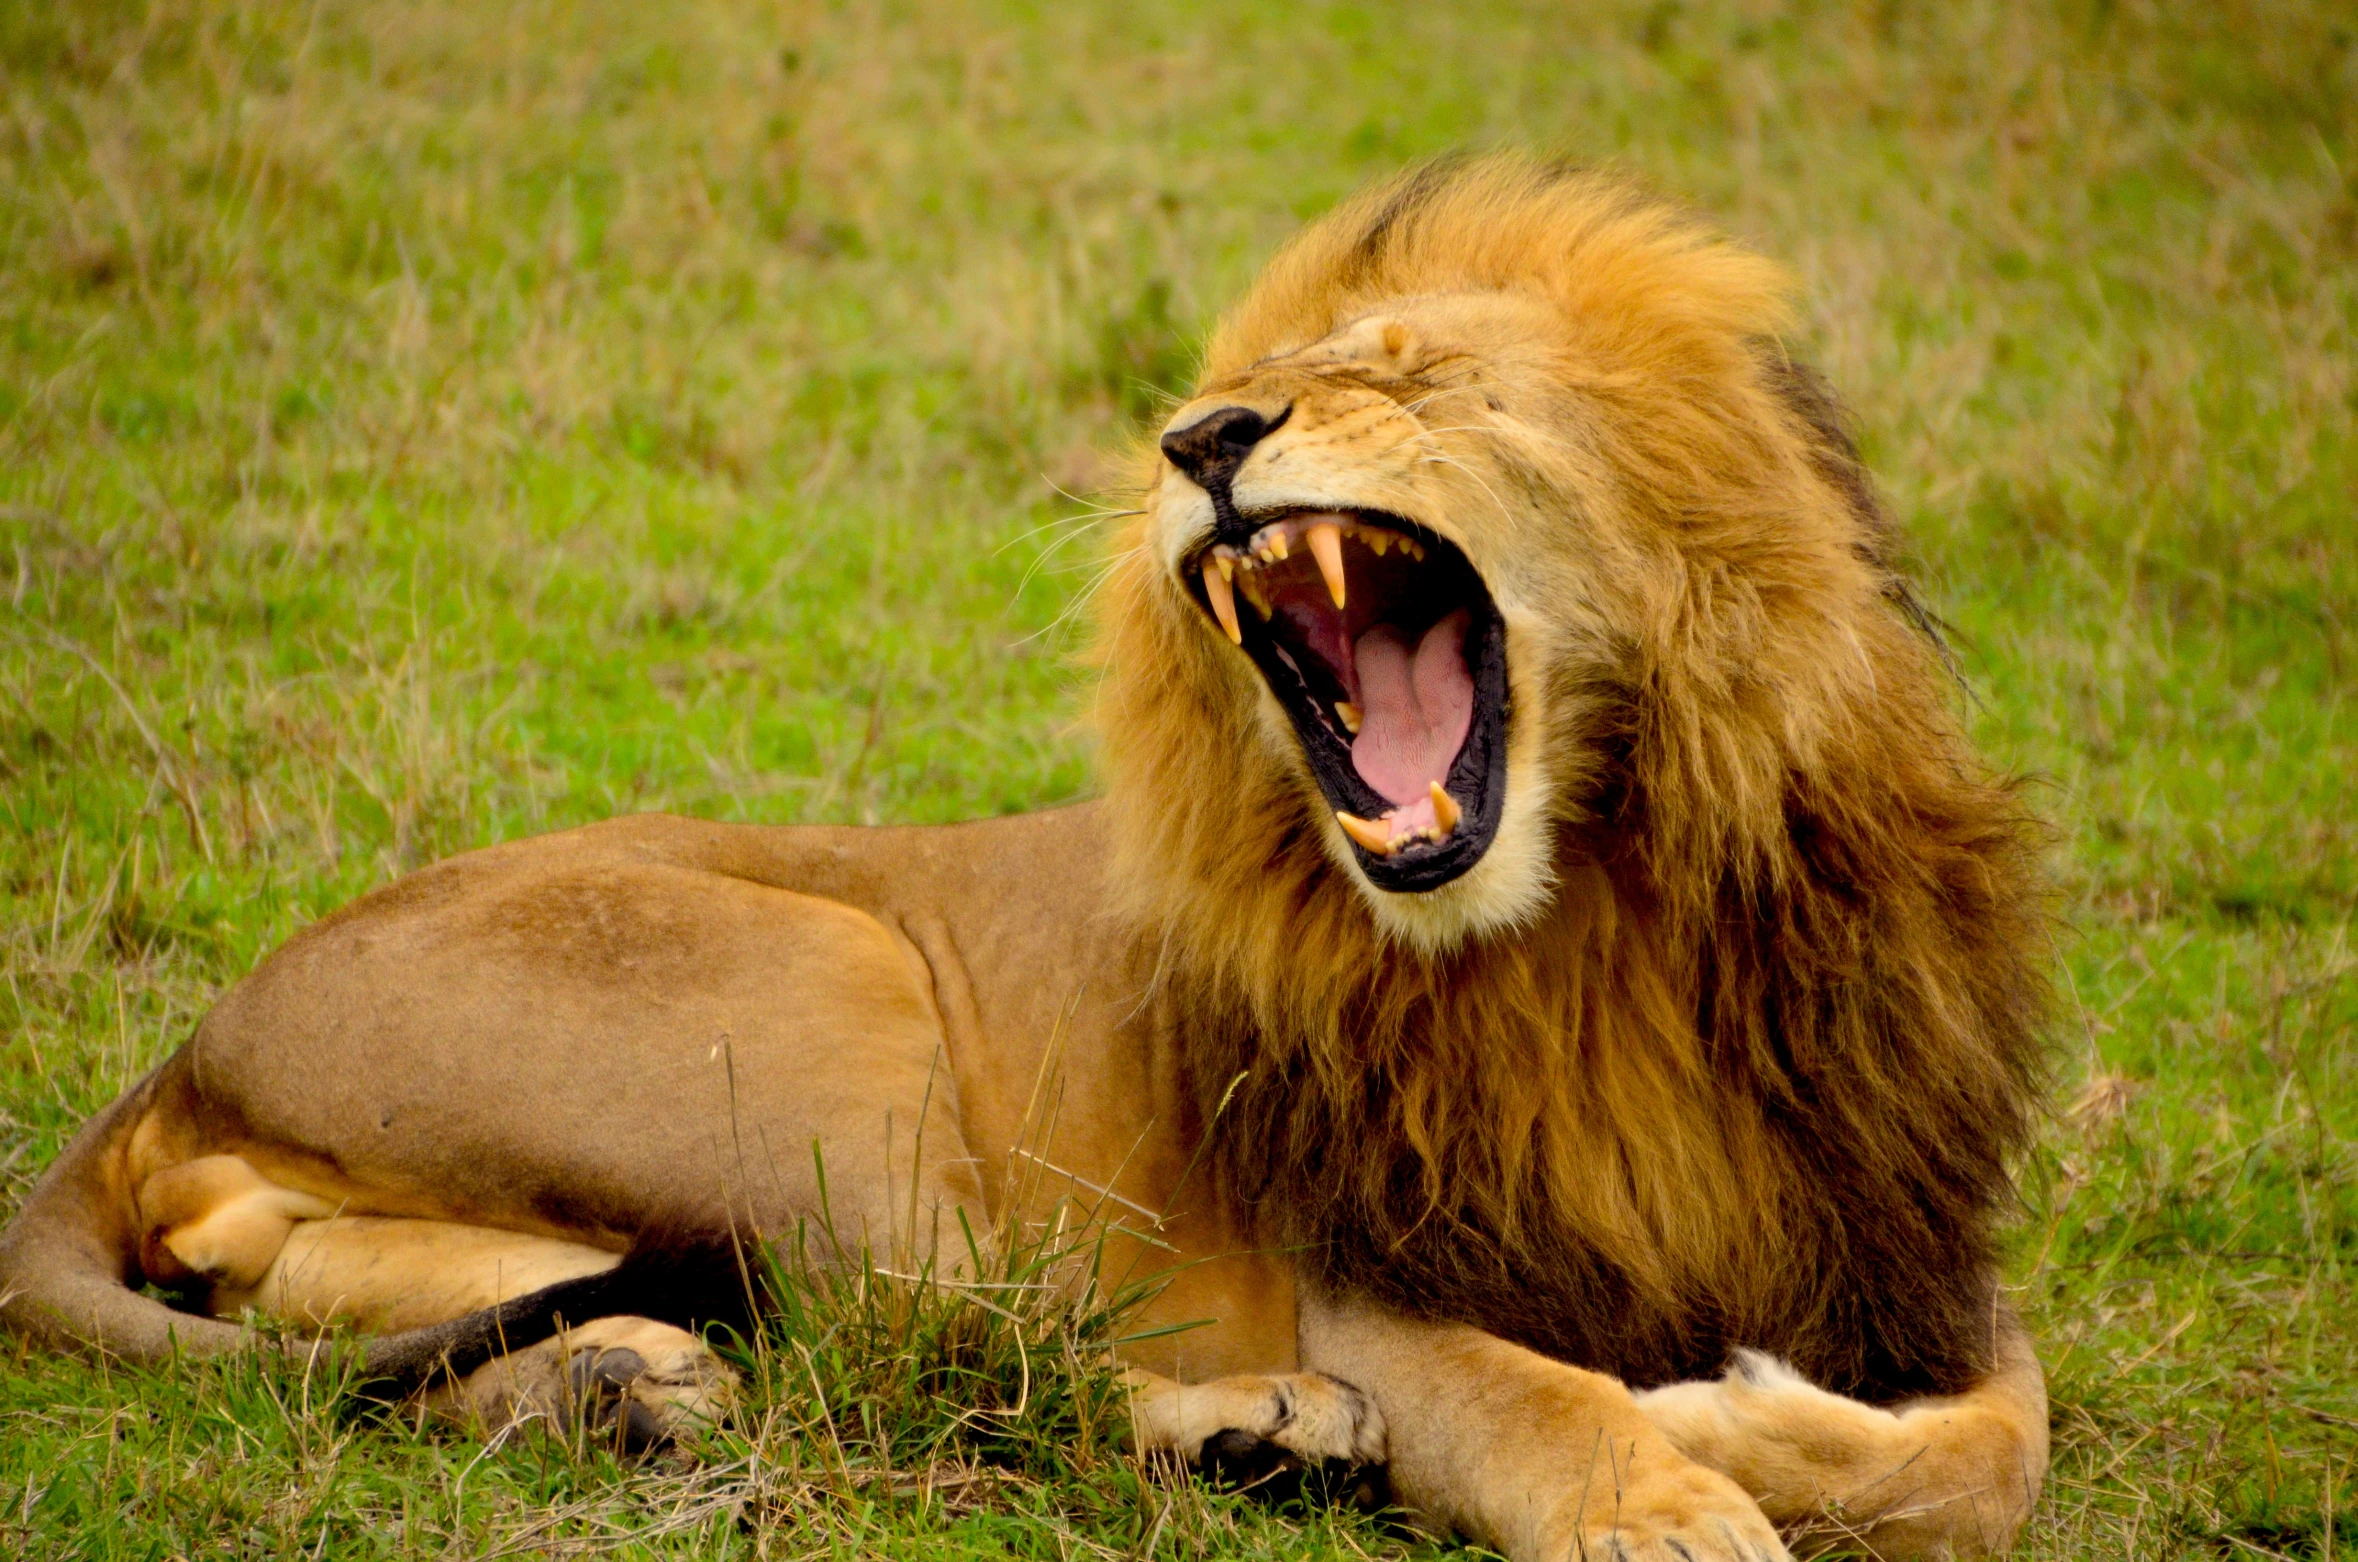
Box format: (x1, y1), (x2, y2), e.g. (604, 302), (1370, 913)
(1187, 511), (1508, 892)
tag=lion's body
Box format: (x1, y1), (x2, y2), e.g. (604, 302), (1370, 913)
(3, 807), (1292, 1379)
(2, 159), (2053, 1561)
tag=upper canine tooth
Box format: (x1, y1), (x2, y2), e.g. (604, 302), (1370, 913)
(1202, 557), (1242, 644)
(1335, 811), (1396, 856)
(1307, 522), (1346, 609)
(1429, 781), (1462, 834)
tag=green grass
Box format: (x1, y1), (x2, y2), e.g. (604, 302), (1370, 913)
(1, 0), (2353, 1555)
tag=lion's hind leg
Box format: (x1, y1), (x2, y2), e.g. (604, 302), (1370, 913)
(1634, 1321), (2048, 1558)
(135, 1163), (742, 1454)
(133, 1153), (340, 1296)
(225, 1214), (744, 1451)
(212, 1215), (621, 1333)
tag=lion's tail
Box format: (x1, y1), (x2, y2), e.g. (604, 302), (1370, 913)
(0, 1069), (249, 1360)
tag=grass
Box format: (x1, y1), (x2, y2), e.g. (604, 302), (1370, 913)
(0, 0), (2351, 1555)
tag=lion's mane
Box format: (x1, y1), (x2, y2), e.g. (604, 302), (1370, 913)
(1095, 158), (2049, 1402)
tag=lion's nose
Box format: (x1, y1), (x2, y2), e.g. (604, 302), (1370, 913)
(1159, 404), (1289, 492)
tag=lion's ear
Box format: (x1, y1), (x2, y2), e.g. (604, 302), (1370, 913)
(1316, 313), (1423, 374)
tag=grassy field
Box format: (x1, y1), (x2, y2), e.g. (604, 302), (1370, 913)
(1, 0), (2353, 1556)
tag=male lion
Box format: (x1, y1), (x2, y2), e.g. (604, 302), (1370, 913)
(1, 158), (2051, 1561)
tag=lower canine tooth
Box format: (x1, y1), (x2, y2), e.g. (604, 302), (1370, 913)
(1335, 701), (1362, 734)
(1237, 572), (1271, 618)
(1428, 781), (1461, 834)
(1335, 812), (1396, 856)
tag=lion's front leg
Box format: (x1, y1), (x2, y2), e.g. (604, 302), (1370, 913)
(1632, 1313), (2048, 1559)
(1123, 1365), (1386, 1493)
(1300, 1290), (1789, 1562)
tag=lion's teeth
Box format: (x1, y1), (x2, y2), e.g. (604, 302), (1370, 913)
(1335, 812), (1397, 855)
(1237, 569), (1271, 619)
(1429, 781), (1461, 834)
(1335, 701), (1362, 734)
(1307, 522), (1347, 609)
(1405, 538), (1425, 561)
(1203, 557), (1242, 644)
(1365, 532), (1390, 556)
(1268, 530), (1289, 562)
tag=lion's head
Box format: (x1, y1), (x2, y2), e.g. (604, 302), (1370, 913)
(1096, 157), (2049, 1400)
(1105, 155), (1940, 955)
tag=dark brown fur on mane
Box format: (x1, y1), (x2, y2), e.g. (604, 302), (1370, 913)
(1099, 158), (2051, 1403)
(1177, 757), (2047, 1401)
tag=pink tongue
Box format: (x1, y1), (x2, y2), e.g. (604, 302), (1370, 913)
(1350, 609), (1474, 807)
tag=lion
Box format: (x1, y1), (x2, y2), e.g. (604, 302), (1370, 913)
(0, 156), (2052, 1561)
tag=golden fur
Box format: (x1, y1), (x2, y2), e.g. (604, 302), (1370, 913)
(0, 156), (2052, 1560)
(1105, 156), (2047, 1400)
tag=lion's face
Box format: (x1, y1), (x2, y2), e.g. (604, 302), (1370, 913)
(1145, 290), (1589, 949)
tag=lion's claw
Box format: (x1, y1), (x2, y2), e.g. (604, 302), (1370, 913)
(1198, 1424), (1304, 1489)
(566, 1344), (673, 1454)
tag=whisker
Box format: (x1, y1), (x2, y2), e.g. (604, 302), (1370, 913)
(1414, 451), (1516, 521)
(1014, 547), (1137, 649)
(1014, 522), (1117, 601)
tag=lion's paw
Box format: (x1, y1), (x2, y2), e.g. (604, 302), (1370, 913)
(432, 1314), (739, 1457)
(1633, 1348), (1912, 1525)
(560, 1323), (737, 1454)
(1132, 1369), (1388, 1505)
(1558, 1461), (1791, 1562)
